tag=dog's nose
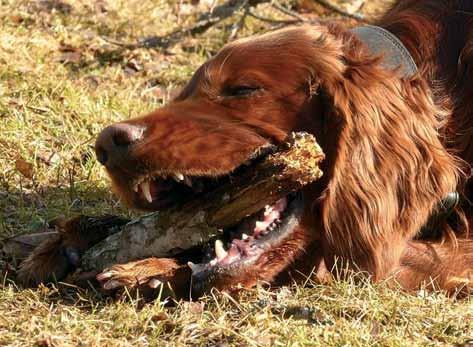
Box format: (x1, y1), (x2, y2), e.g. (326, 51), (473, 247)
(95, 123), (144, 166)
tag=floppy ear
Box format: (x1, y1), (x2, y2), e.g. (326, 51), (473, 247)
(315, 43), (462, 279)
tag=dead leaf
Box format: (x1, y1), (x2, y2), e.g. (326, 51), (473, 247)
(15, 158), (34, 179)
(10, 15), (24, 24)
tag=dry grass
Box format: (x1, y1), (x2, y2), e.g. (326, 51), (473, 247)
(0, 0), (472, 345)
(1, 278), (472, 346)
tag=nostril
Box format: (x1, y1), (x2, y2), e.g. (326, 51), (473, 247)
(95, 123), (145, 166)
(96, 146), (108, 165)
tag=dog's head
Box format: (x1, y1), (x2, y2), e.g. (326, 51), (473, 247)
(95, 24), (460, 293)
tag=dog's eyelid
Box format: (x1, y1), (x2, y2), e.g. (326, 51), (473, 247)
(223, 85), (263, 97)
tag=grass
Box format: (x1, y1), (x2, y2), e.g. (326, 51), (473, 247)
(0, 0), (472, 345)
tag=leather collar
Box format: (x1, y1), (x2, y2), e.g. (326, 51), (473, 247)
(351, 25), (418, 77)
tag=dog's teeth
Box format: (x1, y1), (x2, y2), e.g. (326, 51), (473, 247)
(242, 233), (249, 240)
(183, 176), (193, 187)
(173, 173), (184, 182)
(255, 221), (268, 230)
(140, 180), (153, 203)
(133, 185), (139, 193)
(264, 205), (272, 216)
(215, 239), (227, 260)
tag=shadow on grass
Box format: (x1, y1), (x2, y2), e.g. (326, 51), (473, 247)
(0, 180), (135, 299)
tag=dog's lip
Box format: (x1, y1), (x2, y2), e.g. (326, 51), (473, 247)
(188, 193), (305, 294)
(124, 143), (278, 210)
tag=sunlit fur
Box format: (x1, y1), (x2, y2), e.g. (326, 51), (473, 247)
(19, 0), (473, 296)
(85, 1), (473, 289)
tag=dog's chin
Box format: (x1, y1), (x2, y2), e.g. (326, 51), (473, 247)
(188, 193), (305, 295)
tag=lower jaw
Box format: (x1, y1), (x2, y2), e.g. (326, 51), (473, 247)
(112, 170), (309, 293)
(189, 194), (306, 295)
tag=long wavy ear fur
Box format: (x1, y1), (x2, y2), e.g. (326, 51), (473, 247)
(312, 26), (462, 279)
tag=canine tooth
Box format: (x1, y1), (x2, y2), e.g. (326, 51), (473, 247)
(173, 173), (184, 181)
(215, 239), (227, 260)
(242, 233), (249, 240)
(140, 180), (153, 203)
(133, 185), (139, 193)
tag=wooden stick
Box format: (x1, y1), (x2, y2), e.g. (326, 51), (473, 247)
(81, 132), (324, 271)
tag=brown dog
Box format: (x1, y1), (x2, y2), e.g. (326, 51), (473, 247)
(19, 0), (473, 297)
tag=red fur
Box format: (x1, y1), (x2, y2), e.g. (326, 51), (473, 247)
(19, 0), (473, 296)
(89, 0), (473, 294)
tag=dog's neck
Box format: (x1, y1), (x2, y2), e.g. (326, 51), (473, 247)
(351, 25), (418, 77)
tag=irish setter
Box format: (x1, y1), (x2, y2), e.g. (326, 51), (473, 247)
(18, 0), (473, 297)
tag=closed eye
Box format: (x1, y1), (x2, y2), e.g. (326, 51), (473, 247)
(223, 86), (262, 97)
